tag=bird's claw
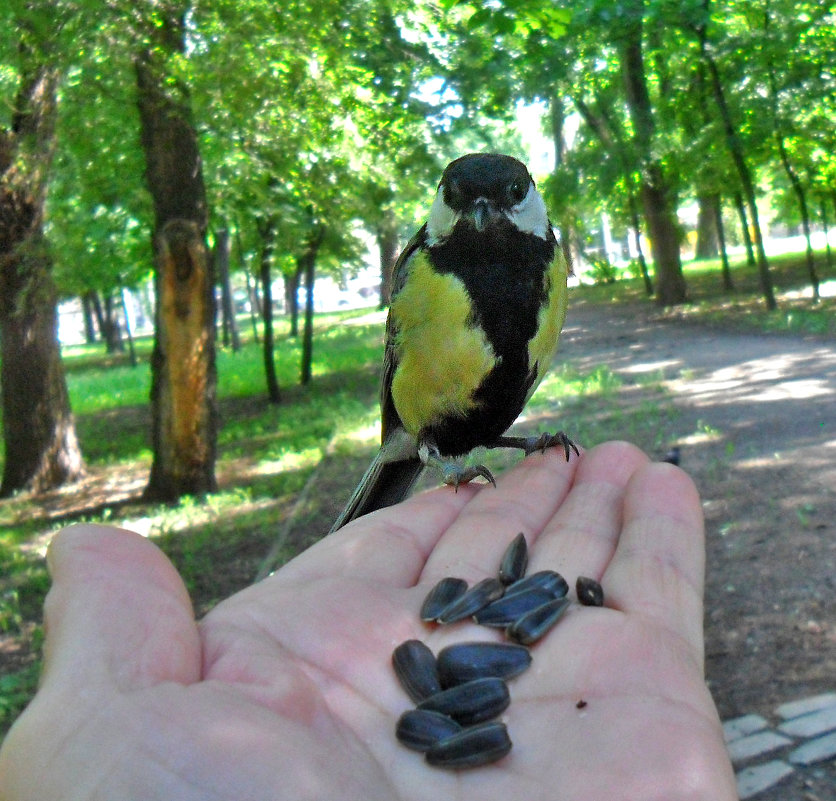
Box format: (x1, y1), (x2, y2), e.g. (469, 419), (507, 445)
(489, 431), (579, 461)
(522, 431), (580, 460)
(442, 463), (497, 491)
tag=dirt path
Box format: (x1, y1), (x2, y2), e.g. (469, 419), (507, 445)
(562, 300), (836, 798)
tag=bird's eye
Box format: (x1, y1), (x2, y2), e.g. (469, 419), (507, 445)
(509, 179), (528, 205)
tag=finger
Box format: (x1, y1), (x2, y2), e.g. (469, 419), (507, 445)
(602, 462), (706, 659)
(42, 524), (201, 691)
(275, 480), (481, 587)
(279, 445), (581, 590)
(529, 441), (650, 581)
(418, 445), (581, 583)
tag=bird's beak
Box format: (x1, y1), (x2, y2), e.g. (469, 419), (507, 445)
(471, 198), (501, 232)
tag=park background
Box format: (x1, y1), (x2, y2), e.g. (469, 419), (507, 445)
(1, 2), (834, 796)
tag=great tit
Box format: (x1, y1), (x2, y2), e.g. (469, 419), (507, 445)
(331, 153), (575, 532)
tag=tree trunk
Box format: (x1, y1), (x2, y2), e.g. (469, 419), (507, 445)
(775, 136), (819, 300)
(619, 16), (686, 306)
(733, 192), (756, 266)
(695, 194), (720, 259)
(216, 226), (241, 350)
(258, 218), (281, 404)
(102, 293), (124, 353)
(713, 197), (734, 291)
(0, 55), (84, 496)
(236, 227), (261, 342)
(764, 9), (817, 300)
(81, 291), (98, 342)
(286, 265), (301, 337)
(300, 226), (326, 385)
(627, 190), (653, 295)
(548, 96), (579, 276)
(700, 40), (775, 309)
(820, 199), (833, 272)
(136, 9), (217, 501)
(120, 286), (138, 368)
(570, 93), (651, 295)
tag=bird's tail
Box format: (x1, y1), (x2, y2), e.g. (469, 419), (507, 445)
(330, 449), (425, 532)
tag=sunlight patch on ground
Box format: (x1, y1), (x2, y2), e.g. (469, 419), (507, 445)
(252, 448), (321, 476)
(620, 358), (680, 375)
(782, 278), (836, 301)
(340, 421), (380, 445)
(679, 429), (725, 446)
(668, 351), (836, 405)
(342, 309), (387, 327)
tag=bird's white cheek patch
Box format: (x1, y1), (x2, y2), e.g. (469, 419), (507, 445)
(507, 184), (549, 240)
(390, 253), (494, 435)
(426, 188), (460, 245)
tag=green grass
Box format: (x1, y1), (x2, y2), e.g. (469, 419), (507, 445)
(574, 247), (836, 338)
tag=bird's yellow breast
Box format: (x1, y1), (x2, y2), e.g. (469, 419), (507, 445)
(389, 251), (496, 437)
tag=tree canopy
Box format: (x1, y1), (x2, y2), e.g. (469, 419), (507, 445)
(0, 0), (830, 309)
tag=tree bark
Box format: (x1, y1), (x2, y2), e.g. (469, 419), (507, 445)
(695, 194), (720, 259)
(820, 199), (833, 272)
(619, 16), (686, 306)
(733, 192), (756, 266)
(300, 225), (326, 386)
(216, 226), (241, 350)
(135, 8), (217, 501)
(713, 197), (734, 291)
(102, 293), (124, 353)
(571, 94), (651, 295)
(81, 291), (98, 342)
(286, 265), (301, 338)
(699, 32), (775, 309)
(258, 218), (281, 404)
(775, 134), (819, 300)
(119, 286), (138, 368)
(0, 54), (84, 496)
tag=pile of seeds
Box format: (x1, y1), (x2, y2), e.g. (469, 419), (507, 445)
(392, 532), (604, 769)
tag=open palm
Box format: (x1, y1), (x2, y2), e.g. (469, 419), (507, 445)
(0, 441), (737, 801)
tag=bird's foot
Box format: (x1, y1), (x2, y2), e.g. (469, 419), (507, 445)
(440, 462), (497, 491)
(489, 431), (580, 461)
(419, 440), (497, 491)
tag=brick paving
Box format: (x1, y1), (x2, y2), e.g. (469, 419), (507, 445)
(723, 692), (836, 798)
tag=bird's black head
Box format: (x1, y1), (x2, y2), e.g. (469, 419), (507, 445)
(440, 153), (533, 212)
(426, 153), (549, 244)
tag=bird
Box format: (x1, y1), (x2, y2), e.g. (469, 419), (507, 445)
(330, 153), (575, 532)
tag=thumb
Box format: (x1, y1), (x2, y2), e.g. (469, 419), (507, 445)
(41, 523), (201, 692)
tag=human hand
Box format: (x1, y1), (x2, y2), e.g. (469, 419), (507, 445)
(0, 441), (737, 800)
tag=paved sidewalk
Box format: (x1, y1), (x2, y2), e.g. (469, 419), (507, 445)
(724, 692), (836, 798)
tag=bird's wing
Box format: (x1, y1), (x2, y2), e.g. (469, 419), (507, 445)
(380, 225), (426, 443)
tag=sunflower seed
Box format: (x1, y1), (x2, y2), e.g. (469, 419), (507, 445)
(392, 639), (441, 703)
(498, 532), (528, 585)
(437, 642), (532, 687)
(504, 569), (569, 600)
(506, 596), (571, 645)
(473, 587), (556, 627)
(395, 709), (462, 752)
(418, 677), (510, 725)
(425, 721), (513, 769)
(420, 577), (468, 622)
(576, 575), (604, 607)
(436, 577), (505, 624)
